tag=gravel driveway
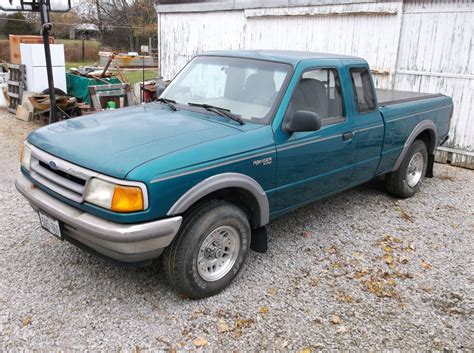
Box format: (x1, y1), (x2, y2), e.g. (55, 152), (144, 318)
(0, 110), (473, 350)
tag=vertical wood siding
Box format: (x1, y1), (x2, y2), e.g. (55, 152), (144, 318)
(394, 0), (473, 152)
(158, 0), (473, 156)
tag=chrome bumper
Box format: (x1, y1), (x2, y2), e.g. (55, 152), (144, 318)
(15, 173), (182, 263)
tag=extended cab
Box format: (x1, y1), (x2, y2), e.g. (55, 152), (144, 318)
(16, 50), (453, 298)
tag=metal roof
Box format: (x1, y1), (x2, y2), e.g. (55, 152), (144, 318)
(155, 0), (383, 13)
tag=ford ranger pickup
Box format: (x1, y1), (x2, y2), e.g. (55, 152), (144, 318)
(16, 50), (453, 298)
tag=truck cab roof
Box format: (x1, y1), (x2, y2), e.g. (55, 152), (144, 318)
(200, 49), (366, 65)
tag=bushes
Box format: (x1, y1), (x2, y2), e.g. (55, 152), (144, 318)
(0, 39), (101, 64)
(58, 40), (101, 63)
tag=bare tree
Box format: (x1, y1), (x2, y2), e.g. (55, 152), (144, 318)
(77, 0), (157, 50)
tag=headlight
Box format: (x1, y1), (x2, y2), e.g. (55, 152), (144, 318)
(85, 178), (145, 213)
(20, 142), (31, 171)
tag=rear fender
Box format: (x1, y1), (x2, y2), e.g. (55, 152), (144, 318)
(392, 120), (438, 173)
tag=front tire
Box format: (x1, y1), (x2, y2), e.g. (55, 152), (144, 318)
(163, 200), (251, 299)
(386, 139), (428, 198)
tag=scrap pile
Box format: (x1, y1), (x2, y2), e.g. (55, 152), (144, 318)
(27, 94), (78, 124)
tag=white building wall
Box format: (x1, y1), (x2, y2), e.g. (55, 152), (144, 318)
(157, 0), (474, 165)
(393, 0), (473, 165)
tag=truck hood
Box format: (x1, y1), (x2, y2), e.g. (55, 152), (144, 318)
(27, 104), (246, 179)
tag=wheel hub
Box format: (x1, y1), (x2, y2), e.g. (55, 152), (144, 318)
(197, 226), (240, 282)
(406, 151), (424, 188)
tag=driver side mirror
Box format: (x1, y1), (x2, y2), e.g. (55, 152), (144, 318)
(282, 110), (322, 133)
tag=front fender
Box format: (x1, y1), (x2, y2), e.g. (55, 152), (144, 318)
(167, 172), (270, 227)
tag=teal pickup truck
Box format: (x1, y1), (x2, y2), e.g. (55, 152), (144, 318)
(16, 50), (453, 298)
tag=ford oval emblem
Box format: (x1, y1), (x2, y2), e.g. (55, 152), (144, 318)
(49, 160), (58, 170)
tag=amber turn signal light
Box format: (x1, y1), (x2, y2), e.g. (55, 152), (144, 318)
(111, 185), (144, 213)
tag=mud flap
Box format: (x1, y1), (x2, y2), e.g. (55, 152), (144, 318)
(250, 226), (268, 253)
(426, 154), (435, 178)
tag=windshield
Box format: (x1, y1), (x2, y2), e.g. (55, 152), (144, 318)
(162, 56), (292, 124)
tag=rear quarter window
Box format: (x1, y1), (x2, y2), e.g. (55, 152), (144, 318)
(350, 67), (376, 113)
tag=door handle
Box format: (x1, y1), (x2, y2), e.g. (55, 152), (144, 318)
(342, 132), (353, 141)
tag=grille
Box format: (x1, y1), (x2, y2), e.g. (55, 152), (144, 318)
(29, 148), (93, 203)
(38, 160), (86, 186)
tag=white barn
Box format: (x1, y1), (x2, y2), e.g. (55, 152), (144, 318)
(155, 0), (474, 168)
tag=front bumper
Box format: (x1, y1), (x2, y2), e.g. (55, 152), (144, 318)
(15, 173), (182, 263)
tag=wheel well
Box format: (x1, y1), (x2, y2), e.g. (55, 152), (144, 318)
(415, 129), (436, 178)
(415, 129), (435, 154)
(183, 187), (261, 228)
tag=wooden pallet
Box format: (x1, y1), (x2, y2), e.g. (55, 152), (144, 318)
(7, 64), (26, 115)
(89, 83), (134, 111)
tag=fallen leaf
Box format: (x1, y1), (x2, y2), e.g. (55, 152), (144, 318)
(400, 210), (414, 222)
(299, 349), (311, 353)
(21, 316), (32, 326)
(399, 256), (409, 264)
(259, 306), (269, 314)
(336, 292), (353, 303)
(391, 236), (402, 243)
(310, 277), (320, 287)
(353, 268), (371, 279)
(363, 278), (399, 298)
(352, 252), (366, 261)
(217, 320), (231, 333)
(451, 224), (460, 229)
(331, 314), (341, 324)
(383, 254), (393, 264)
(388, 263), (397, 271)
(268, 287), (277, 295)
(331, 262), (342, 269)
(406, 243), (415, 253)
(193, 337), (208, 347)
(235, 318), (255, 337)
(421, 261), (432, 270)
(383, 245), (393, 253)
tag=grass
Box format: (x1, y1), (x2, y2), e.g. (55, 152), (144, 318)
(121, 69), (159, 84)
(57, 39), (101, 48)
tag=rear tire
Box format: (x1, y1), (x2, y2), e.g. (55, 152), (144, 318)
(163, 200), (251, 299)
(386, 139), (428, 198)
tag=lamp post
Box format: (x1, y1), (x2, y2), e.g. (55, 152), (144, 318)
(38, 0), (57, 124)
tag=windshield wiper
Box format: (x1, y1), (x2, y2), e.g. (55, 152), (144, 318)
(156, 98), (177, 111)
(188, 102), (244, 125)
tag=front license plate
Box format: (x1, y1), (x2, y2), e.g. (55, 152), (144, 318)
(38, 211), (62, 240)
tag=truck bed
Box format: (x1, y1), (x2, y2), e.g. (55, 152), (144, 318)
(376, 89), (442, 107)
